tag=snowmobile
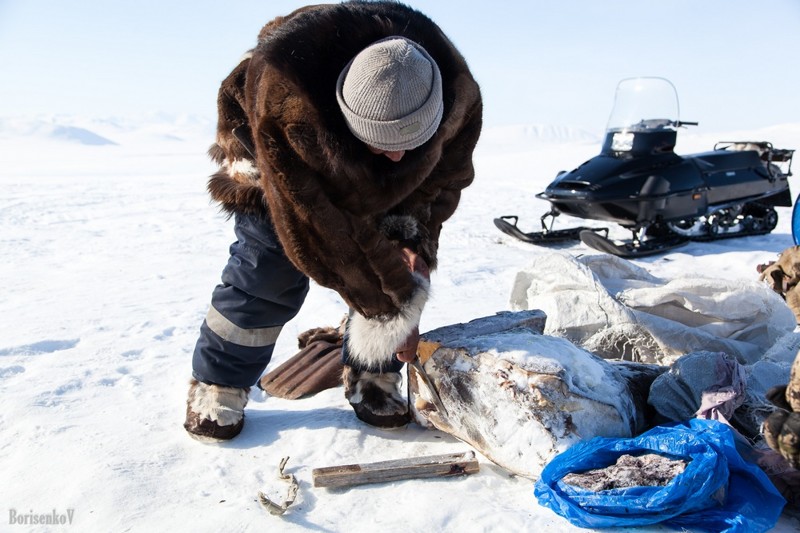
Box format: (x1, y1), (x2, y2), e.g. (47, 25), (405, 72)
(494, 77), (795, 258)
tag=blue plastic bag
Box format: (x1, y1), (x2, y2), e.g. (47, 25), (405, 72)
(534, 419), (785, 532)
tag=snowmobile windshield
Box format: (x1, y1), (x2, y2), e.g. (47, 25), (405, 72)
(606, 77), (680, 134)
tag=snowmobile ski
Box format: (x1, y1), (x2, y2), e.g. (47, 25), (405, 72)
(494, 215), (603, 244)
(579, 229), (689, 258)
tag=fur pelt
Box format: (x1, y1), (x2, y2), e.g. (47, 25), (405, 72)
(206, 1), (482, 366)
(758, 245), (800, 323)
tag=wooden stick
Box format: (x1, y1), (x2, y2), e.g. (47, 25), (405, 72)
(312, 451), (479, 489)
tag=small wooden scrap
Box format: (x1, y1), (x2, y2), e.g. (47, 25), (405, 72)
(312, 451), (479, 489)
(258, 456), (299, 516)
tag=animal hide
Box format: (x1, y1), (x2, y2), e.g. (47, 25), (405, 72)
(409, 311), (664, 478)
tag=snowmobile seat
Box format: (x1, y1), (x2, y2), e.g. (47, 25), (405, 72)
(692, 149), (763, 173)
(712, 142), (794, 178)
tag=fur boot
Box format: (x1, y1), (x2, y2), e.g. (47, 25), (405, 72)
(184, 379), (249, 442)
(343, 366), (409, 429)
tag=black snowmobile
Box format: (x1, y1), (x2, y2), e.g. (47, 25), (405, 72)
(495, 77), (795, 258)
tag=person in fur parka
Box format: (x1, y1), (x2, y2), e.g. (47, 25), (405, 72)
(184, 1), (482, 441)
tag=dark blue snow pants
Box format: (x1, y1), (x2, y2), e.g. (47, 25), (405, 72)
(192, 213), (402, 388)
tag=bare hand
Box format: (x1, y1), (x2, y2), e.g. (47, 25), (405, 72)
(395, 326), (420, 363)
(400, 248), (430, 280)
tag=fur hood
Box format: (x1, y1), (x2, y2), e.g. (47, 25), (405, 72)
(206, 1), (482, 367)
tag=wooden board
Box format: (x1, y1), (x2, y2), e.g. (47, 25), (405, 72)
(312, 451), (479, 489)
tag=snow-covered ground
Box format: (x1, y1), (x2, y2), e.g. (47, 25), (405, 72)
(1, 116), (799, 531)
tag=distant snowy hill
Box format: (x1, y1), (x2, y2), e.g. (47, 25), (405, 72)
(0, 114), (216, 147)
(476, 124), (602, 154)
(1, 114), (797, 159)
(0, 114), (604, 151)
(49, 125), (117, 146)
(0, 114), (218, 179)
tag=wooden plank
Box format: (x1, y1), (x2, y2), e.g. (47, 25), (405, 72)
(312, 451), (479, 489)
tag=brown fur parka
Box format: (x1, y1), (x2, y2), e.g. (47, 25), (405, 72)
(205, 1), (482, 368)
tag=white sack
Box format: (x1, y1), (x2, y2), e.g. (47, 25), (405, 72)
(510, 253), (797, 366)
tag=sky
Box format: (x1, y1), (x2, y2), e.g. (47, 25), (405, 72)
(0, 0), (799, 133)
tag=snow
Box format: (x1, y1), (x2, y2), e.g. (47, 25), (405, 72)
(1, 115), (799, 531)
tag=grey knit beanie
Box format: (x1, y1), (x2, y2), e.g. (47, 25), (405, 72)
(336, 36), (443, 152)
